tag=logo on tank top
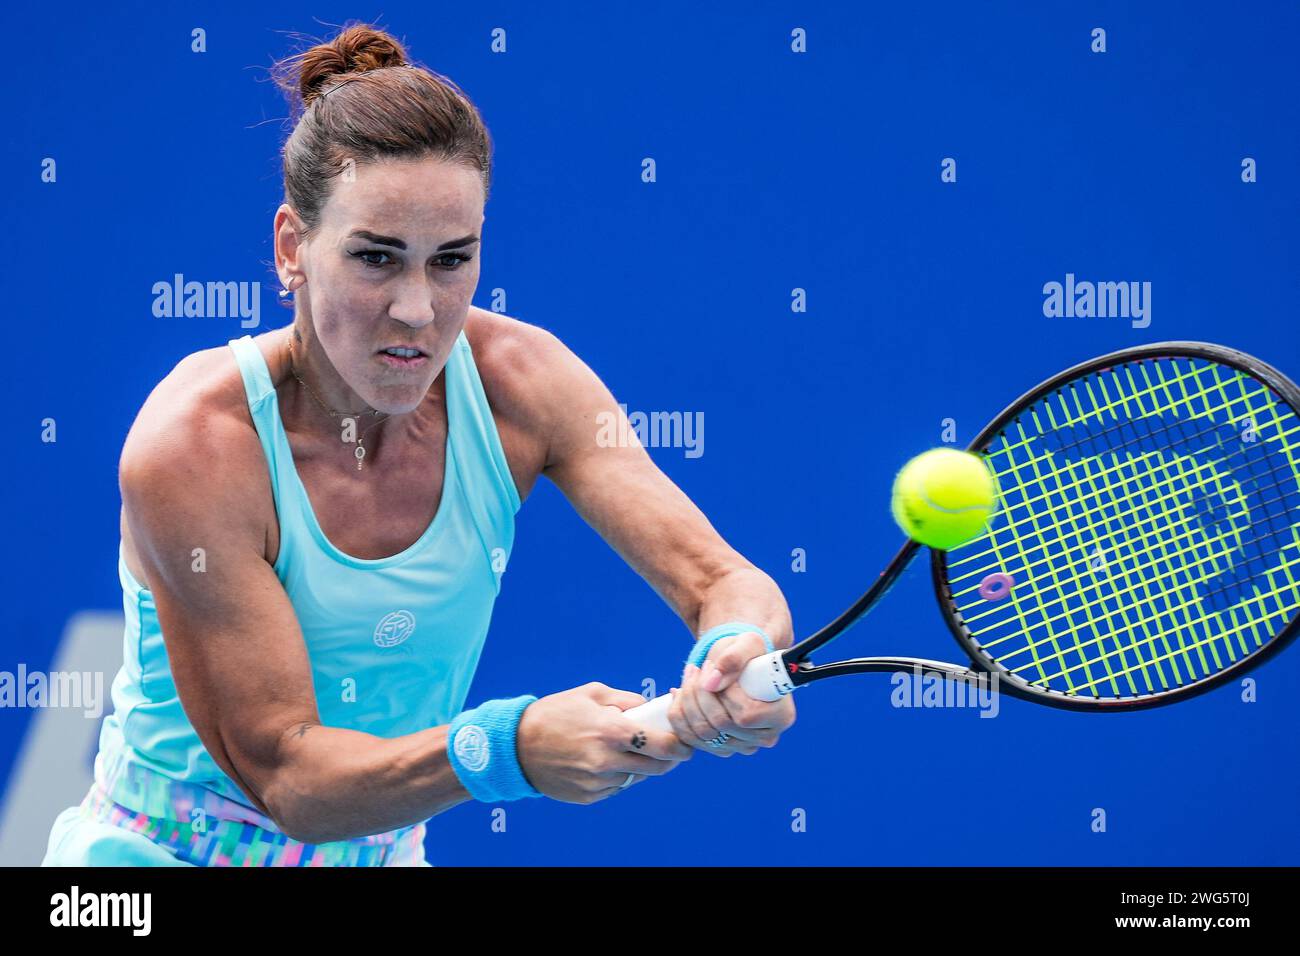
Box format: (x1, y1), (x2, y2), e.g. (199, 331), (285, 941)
(373, 610), (417, 648)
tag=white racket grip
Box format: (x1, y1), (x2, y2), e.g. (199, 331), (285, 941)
(623, 651), (794, 734)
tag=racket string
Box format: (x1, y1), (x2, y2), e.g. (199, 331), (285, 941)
(954, 476), (1294, 613)
(982, 364), (1300, 686)
(962, 361), (1297, 582)
(954, 436), (1298, 630)
(947, 402), (1300, 574)
(960, 438), (1298, 638)
(990, 436), (1295, 689)
(944, 355), (1300, 700)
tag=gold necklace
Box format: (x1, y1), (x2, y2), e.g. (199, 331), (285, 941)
(287, 337), (391, 471)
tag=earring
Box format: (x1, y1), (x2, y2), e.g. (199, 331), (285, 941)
(278, 276), (302, 308)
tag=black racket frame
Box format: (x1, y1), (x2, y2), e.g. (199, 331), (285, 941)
(778, 341), (1300, 711)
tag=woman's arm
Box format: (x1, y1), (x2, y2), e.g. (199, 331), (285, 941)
(119, 400), (480, 842)
(478, 319), (797, 754)
(119, 381), (689, 843)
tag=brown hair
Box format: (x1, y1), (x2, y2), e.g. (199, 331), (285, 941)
(271, 22), (493, 237)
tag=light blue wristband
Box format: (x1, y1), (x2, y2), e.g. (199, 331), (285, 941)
(686, 621), (775, 669)
(447, 695), (544, 803)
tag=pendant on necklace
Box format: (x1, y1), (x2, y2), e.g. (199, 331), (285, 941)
(355, 444), (366, 470)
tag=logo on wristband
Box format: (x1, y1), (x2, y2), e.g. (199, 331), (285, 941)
(454, 724), (491, 772)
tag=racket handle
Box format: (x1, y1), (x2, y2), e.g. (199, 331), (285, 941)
(623, 651), (794, 733)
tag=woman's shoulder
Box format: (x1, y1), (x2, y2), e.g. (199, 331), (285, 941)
(118, 335), (277, 493)
(463, 306), (561, 370)
(463, 306), (579, 417)
(462, 307), (584, 488)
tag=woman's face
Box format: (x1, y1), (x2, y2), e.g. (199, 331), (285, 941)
(289, 155), (485, 414)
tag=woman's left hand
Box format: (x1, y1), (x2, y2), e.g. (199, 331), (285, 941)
(665, 631), (797, 756)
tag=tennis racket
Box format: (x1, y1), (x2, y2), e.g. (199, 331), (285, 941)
(628, 340), (1300, 726)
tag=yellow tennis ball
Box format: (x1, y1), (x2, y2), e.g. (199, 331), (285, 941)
(891, 448), (998, 550)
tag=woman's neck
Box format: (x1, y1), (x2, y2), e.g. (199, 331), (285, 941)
(276, 325), (444, 467)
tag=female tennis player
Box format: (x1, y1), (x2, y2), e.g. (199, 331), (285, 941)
(40, 23), (794, 867)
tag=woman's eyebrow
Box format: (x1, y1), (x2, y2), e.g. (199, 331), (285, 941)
(347, 230), (480, 251)
(437, 234), (481, 250)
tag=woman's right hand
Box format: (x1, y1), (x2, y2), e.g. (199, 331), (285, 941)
(516, 682), (694, 804)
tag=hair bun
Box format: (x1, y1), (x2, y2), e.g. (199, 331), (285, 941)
(298, 24), (408, 106)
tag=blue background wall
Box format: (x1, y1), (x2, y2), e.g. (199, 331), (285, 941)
(4, 1), (1298, 864)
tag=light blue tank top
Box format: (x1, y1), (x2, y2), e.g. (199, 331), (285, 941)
(92, 330), (520, 854)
